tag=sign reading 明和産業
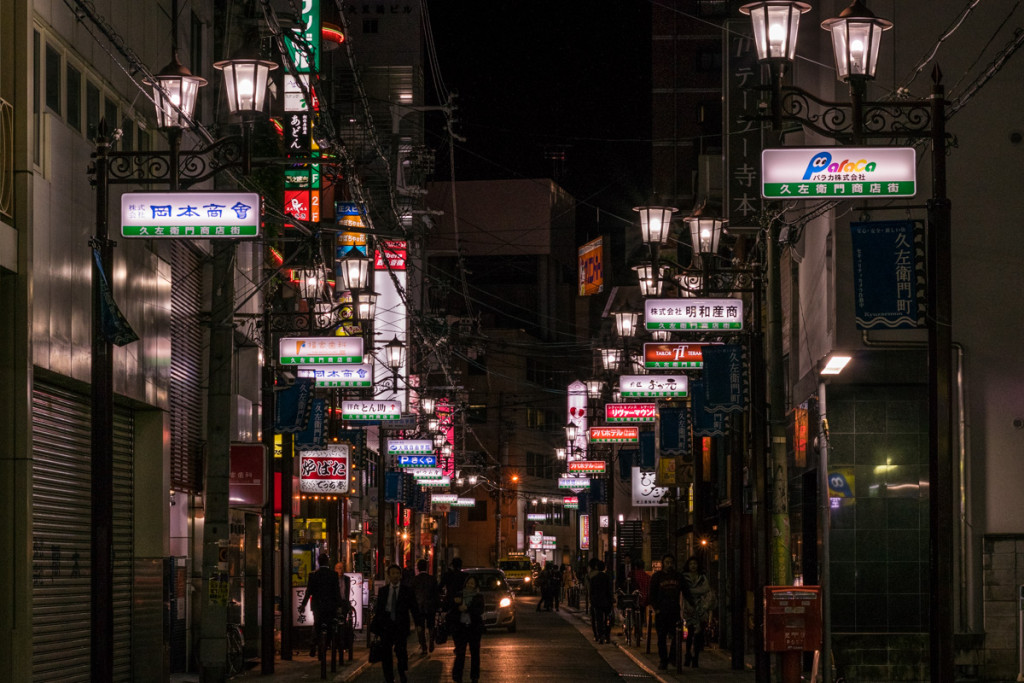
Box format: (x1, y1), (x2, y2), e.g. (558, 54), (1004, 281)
(121, 192), (260, 238)
(761, 147), (917, 199)
(645, 299), (743, 331)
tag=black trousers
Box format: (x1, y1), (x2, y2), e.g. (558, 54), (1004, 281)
(451, 629), (482, 682)
(378, 630), (409, 683)
(654, 610), (679, 664)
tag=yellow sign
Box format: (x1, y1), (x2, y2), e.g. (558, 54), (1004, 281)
(578, 237), (604, 296)
(274, 433), (282, 458)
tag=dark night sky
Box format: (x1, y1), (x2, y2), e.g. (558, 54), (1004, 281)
(423, 2), (653, 232)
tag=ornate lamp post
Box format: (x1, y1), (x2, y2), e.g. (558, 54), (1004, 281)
(91, 43), (274, 681)
(739, 1), (953, 680)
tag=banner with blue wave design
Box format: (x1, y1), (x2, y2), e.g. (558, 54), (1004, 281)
(851, 221), (924, 329)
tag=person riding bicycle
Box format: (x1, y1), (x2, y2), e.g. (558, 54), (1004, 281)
(299, 552), (344, 657)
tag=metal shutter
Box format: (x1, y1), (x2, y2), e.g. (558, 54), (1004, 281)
(170, 242), (204, 492)
(31, 382), (134, 682)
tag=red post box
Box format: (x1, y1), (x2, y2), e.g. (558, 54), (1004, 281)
(764, 586), (822, 652)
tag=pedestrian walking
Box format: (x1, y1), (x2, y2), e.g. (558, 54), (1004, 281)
(681, 555), (714, 668)
(439, 557), (466, 607)
(446, 574), (485, 683)
(589, 560), (614, 643)
(648, 553), (683, 670)
(585, 557), (601, 639)
(411, 558), (440, 655)
(370, 564), (416, 683)
(551, 564), (564, 611)
(298, 553), (343, 657)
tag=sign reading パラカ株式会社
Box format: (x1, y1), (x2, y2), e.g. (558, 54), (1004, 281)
(761, 147), (917, 199)
(121, 192), (261, 238)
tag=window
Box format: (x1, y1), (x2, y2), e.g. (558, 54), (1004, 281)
(120, 117), (134, 152)
(696, 46), (723, 74)
(33, 31), (40, 163)
(467, 499), (487, 522)
(466, 404), (488, 424)
(363, 19), (379, 34)
(86, 81), (100, 139)
(45, 43), (61, 114)
(104, 98), (118, 138)
(526, 451), (550, 478)
(66, 64), (81, 131)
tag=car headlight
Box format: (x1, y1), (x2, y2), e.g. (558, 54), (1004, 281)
(523, 576), (530, 583)
(499, 597), (512, 608)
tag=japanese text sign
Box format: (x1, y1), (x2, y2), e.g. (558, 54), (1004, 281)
(762, 147), (916, 199)
(417, 477), (451, 487)
(851, 220), (923, 329)
(558, 477), (591, 490)
(395, 455), (438, 468)
(764, 586), (822, 652)
(645, 298), (743, 331)
(431, 494), (458, 504)
(300, 363), (372, 387)
(631, 467), (669, 507)
(387, 440), (434, 456)
(121, 192), (260, 238)
(619, 375), (688, 398)
(589, 426), (639, 444)
(605, 403), (657, 423)
(643, 342), (712, 369)
(341, 400), (402, 421)
(569, 461), (607, 474)
(280, 336), (364, 365)
(299, 444), (350, 494)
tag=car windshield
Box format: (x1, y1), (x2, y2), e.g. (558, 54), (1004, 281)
(498, 561), (530, 571)
(469, 573), (508, 592)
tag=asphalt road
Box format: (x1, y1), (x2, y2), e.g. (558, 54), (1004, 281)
(352, 594), (656, 683)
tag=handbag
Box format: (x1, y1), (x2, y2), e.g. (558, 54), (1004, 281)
(434, 616), (449, 645)
(368, 635), (384, 664)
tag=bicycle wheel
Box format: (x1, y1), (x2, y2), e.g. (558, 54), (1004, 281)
(226, 627), (244, 676)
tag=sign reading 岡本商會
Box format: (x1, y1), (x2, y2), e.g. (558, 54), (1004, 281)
(121, 192), (261, 238)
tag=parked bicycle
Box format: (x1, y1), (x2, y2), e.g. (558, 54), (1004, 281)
(225, 620), (244, 677)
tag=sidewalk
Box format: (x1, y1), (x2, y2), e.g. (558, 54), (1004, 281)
(560, 602), (756, 682)
(171, 643), (373, 682)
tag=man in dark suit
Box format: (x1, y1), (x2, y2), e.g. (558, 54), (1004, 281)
(299, 553), (343, 656)
(371, 564), (416, 683)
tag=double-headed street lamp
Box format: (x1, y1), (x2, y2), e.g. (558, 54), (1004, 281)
(738, 1), (953, 681)
(91, 44), (275, 681)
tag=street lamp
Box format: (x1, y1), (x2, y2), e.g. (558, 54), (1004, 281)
(338, 247), (372, 291)
(383, 335), (405, 374)
(684, 214), (726, 269)
(600, 347), (622, 373)
(612, 307), (639, 340)
(354, 290), (379, 323)
(144, 52), (206, 130)
(740, 1), (954, 680)
(564, 422), (579, 443)
(585, 379), (605, 401)
(555, 447), (566, 461)
(92, 42), (274, 683)
(420, 396), (436, 415)
(739, 1), (810, 63)
(632, 205), (677, 246)
(633, 263), (664, 297)
(213, 46), (278, 116)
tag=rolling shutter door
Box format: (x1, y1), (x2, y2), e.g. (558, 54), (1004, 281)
(31, 382), (134, 682)
(170, 242), (204, 492)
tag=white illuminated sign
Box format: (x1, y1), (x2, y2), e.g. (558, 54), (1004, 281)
(762, 147), (917, 199)
(121, 191), (260, 238)
(280, 336), (364, 364)
(645, 298), (743, 331)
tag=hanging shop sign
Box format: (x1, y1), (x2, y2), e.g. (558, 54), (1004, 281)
(761, 147), (916, 199)
(851, 220), (924, 329)
(643, 342), (713, 369)
(375, 240), (408, 271)
(229, 444), (265, 506)
(528, 535), (557, 550)
(121, 191), (260, 238)
(341, 400), (402, 421)
(417, 477), (451, 487)
(527, 513), (548, 521)
(452, 498), (477, 507)
(563, 496), (578, 509)
(580, 514), (590, 550)
(387, 439), (434, 456)
(431, 494), (458, 505)
(619, 375), (688, 398)
(558, 477), (591, 491)
(569, 461), (607, 474)
(578, 237), (604, 296)
(589, 426), (640, 444)
(408, 467), (443, 479)
(631, 467), (669, 507)
(298, 444), (350, 494)
(280, 336), (364, 365)
(395, 455), (437, 468)
(605, 403), (657, 422)
(298, 363), (372, 387)
(645, 298), (743, 331)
